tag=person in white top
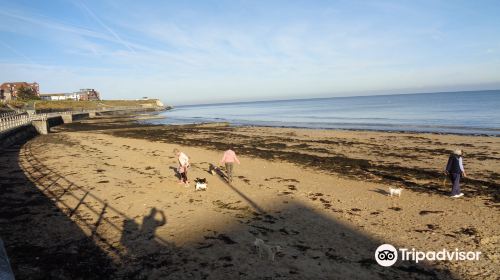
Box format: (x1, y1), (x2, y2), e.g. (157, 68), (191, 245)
(174, 148), (190, 185)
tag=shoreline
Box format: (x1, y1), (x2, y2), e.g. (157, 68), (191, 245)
(148, 117), (500, 137)
(154, 120), (500, 137)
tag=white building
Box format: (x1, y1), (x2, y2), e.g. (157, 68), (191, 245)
(40, 93), (78, 101)
(40, 89), (101, 101)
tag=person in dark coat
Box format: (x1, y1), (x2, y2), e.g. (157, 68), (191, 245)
(445, 149), (467, 198)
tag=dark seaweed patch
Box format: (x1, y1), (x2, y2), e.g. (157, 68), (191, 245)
(419, 210), (443, 215)
(203, 234), (237, 244)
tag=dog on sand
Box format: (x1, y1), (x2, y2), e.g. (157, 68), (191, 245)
(208, 164), (217, 175)
(195, 178), (207, 191)
(389, 187), (402, 197)
(253, 238), (282, 261)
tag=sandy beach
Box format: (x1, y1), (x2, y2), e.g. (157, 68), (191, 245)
(1, 114), (498, 279)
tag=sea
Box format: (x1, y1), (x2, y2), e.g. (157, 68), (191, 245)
(147, 90), (500, 136)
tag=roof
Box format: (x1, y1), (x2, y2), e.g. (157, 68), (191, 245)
(0, 82), (38, 90)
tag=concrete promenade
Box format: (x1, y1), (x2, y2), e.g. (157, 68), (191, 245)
(0, 106), (162, 148)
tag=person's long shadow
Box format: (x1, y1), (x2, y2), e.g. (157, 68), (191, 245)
(121, 208), (167, 258)
(141, 208), (166, 239)
(210, 163), (266, 213)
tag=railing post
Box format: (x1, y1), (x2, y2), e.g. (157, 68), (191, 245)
(32, 116), (49, 135)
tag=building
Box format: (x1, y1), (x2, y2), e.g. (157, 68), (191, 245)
(0, 82), (40, 100)
(39, 93), (77, 101)
(39, 89), (101, 101)
(77, 89), (100, 101)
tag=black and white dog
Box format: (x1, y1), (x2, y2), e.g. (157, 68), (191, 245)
(195, 178), (208, 191)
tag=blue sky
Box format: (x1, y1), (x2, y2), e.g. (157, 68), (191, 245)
(0, 0), (499, 105)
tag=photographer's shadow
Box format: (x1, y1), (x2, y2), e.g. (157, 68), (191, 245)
(120, 208), (167, 258)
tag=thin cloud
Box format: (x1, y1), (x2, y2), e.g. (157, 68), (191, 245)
(0, 42), (38, 66)
(0, 8), (143, 57)
(0, 7), (125, 55)
(73, 0), (136, 54)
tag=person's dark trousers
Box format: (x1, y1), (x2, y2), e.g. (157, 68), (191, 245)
(449, 173), (461, 195)
(225, 162), (234, 182)
(180, 171), (188, 183)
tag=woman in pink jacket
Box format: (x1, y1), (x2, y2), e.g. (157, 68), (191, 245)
(220, 149), (240, 182)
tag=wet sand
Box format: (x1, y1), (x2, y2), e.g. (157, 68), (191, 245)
(0, 114), (498, 279)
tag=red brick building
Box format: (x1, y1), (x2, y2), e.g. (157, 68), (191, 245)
(77, 89), (101, 101)
(0, 82), (40, 100)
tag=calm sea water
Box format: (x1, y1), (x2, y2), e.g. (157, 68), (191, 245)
(149, 90), (500, 135)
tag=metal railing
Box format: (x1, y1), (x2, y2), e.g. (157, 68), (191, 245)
(0, 113), (33, 132)
(0, 111), (18, 118)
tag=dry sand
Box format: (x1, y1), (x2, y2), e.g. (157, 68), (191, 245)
(0, 114), (498, 279)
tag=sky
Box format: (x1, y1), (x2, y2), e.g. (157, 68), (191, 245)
(0, 0), (499, 105)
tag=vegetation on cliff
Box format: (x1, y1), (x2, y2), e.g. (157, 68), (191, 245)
(2, 99), (168, 112)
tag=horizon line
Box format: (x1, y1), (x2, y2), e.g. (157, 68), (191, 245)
(172, 88), (500, 108)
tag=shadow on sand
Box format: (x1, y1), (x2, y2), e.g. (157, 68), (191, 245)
(168, 166), (181, 181)
(370, 188), (390, 196)
(0, 138), (456, 279)
(0, 143), (114, 279)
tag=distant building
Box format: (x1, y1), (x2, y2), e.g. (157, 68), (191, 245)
(77, 89), (101, 101)
(40, 93), (78, 101)
(0, 82), (40, 100)
(39, 89), (101, 101)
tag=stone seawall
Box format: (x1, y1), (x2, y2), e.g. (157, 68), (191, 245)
(0, 108), (164, 149)
(0, 116), (66, 148)
(0, 124), (38, 149)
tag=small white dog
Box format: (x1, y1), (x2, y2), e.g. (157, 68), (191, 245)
(195, 178), (207, 191)
(253, 238), (282, 261)
(389, 187), (403, 197)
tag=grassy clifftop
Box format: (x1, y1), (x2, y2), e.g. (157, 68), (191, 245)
(2, 99), (167, 111)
